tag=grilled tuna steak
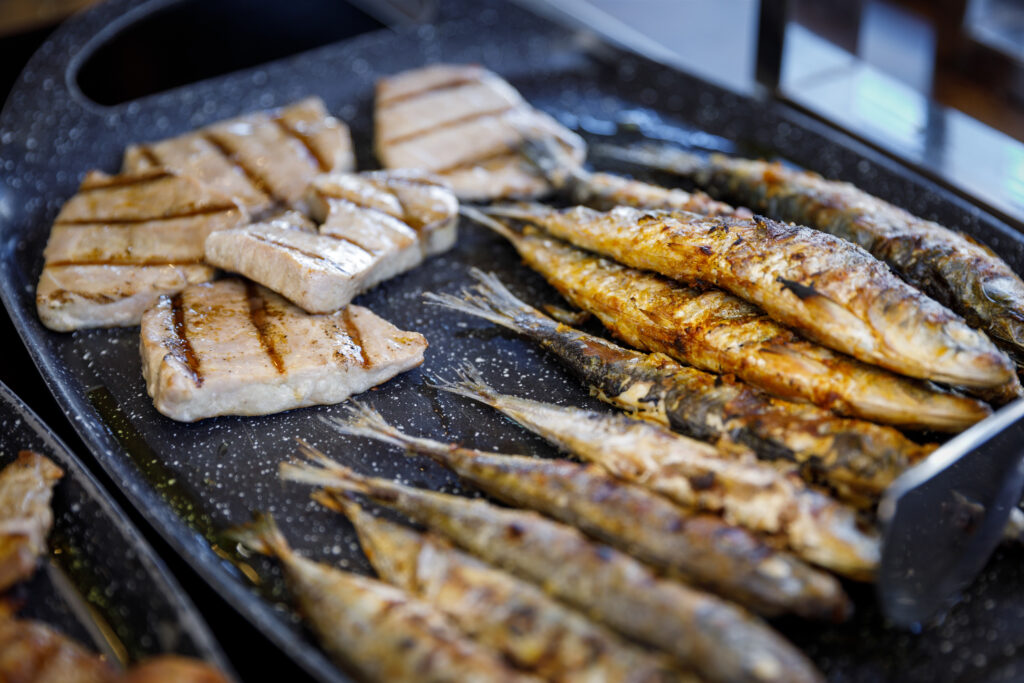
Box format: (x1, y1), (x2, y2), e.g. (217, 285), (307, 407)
(375, 64), (585, 201)
(0, 451), (63, 591)
(124, 97), (354, 216)
(139, 278), (427, 421)
(36, 169), (247, 331)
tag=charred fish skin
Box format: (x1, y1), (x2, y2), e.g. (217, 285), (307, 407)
(607, 145), (1024, 364)
(325, 404), (849, 620)
(425, 270), (934, 504)
(467, 209), (989, 432)
(0, 451), (64, 591)
(319, 493), (685, 683)
(484, 202), (1013, 389)
(281, 446), (823, 683)
(431, 364), (879, 580)
(230, 513), (536, 683)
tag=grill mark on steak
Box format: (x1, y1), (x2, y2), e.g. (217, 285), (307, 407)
(170, 293), (203, 386)
(201, 131), (282, 203)
(54, 204), (239, 225)
(77, 170), (172, 192)
(377, 76), (483, 108)
(245, 232), (366, 274)
(272, 116), (329, 172)
(341, 306), (369, 367)
(380, 105), (518, 146)
(246, 281), (286, 374)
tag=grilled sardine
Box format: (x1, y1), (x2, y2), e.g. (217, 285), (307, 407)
(467, 209), (989, 431)
(204, 170), (458, 313)
(600, 144), (1024, 365)
(124, 97), (354, 216)
(318, 492), (685, 682)
(0, 616), (117, 683)
(375, 64), (585, 201)
(282, 445), (823, 683)
(230, 514), (533, 682)
(0, 451), (63, 591)
(139, 278), (427, 421)
(431, 364), (878, 579)
(426, 270), (934, 505)
(485, 203), (1013, 388)
(326, 403), (849, 618)
(36, 169), (248, 331)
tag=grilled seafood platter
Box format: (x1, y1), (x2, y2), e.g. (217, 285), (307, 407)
(26, 54), (1024, 683)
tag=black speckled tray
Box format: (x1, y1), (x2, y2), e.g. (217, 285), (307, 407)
(2, 0), (1024, 681)
(0, 380), (229, 672)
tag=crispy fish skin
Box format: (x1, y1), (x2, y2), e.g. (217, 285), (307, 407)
(318, 493), (685, 683)
(606, 146), (1024, 365)
(425, 270), (934, 505)
(432, 365), (878, 580)
(0, 451), (64, 591)
(230, 514), (534, 683)
(471, 210), (989, 431)
(326, 404), (848, 619)
(485, 203), (1013, 389)
(281, 446), (823, 683)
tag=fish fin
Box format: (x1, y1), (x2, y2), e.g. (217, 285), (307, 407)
(480, 201), (554, 224)
(322, 403), (409, 451)
(310, 489), (362, 519)
(279, 441), (370, 495)
(226, 512), (291, 559)
(427, 362), (500, 408)
(424, 269), (536, 334)
(459, 205), (520, 242)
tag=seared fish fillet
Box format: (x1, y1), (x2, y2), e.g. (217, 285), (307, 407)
(432, 365), (879, 579)
(487, 203), (1014, 389)
(426, 270), (934, 505)
(139, 278), (426, 421)
(375, 64), (585, 201)
(36, 169), (248, 331)
(124, 97), (354, 216)
(0, 451), (63, 591)
(0, 616), (117, 683)
(601, 144), (1024, 364)
(282, 446), (823, 683)
(230, 514), (534, 683)
(328, 404), (849, 619)
(205, 170), (459, 313)
(319, 492), (685, 683)
(468, 210), (989, 431)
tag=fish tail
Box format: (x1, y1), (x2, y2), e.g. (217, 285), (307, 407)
(279, 440), (370, 495)
(427, 362), (501, 407)
(323, 403), (418, 452)
(424, 269), (538, 335)
(591, 142), (704, 176)
(227, 512), (292, 560)
(310, 488), (362, 519)
(458, 205), (520, 243)
(517, 134), (587, 188)
(480, 201), (555, 224)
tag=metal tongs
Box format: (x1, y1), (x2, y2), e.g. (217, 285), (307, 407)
(878, 397), (1024, 628)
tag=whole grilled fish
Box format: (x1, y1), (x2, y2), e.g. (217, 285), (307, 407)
(325, 403), (848, 619)
(599, 144), (1024, 366)
(484, 203), (1013, 389)
(425, 270), (934, 505)
(317, 491), (686, 683)
(431, 364), (878, 579)
(281, 445), (823, 683)
(0, 451), (63, 591)
(466, 208), (988, 431)
(229, 513), (534, 683)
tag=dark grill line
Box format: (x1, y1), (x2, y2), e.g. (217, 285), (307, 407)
(76, 170), (172, 193)
(138, 145), (162, 167)
(246, 232), (364, 275)
(273, 117), (330, 172)
(327, 195), (417, 236)
(380, 105), (517, 147)
(201, 131), (280, 203)
(341, 306), (369, 367)
(169, 293), (203, 387)
(54, 204), (238, 226)
(377, 76), (482, 108)
(435, 147), (518, 175)
(246, 282), (286, 374)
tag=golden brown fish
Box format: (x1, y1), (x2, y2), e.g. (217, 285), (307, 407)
(281, 445), (823, 683)
(484, 203), (1013, 389)
(230, 513), (535, 683)
(0, 616), (116, 683)
(599, 144), (1024, 368)
(0, 451), (63, 591)
(466, 208), (988, 431)
(431, 364), (879, 580)
(426, 270), (934, 505)
(318, 492), (686, 682)
(326, 403), (849, 618)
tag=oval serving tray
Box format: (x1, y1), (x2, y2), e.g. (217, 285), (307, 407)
(3, 0), (1024, 681)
